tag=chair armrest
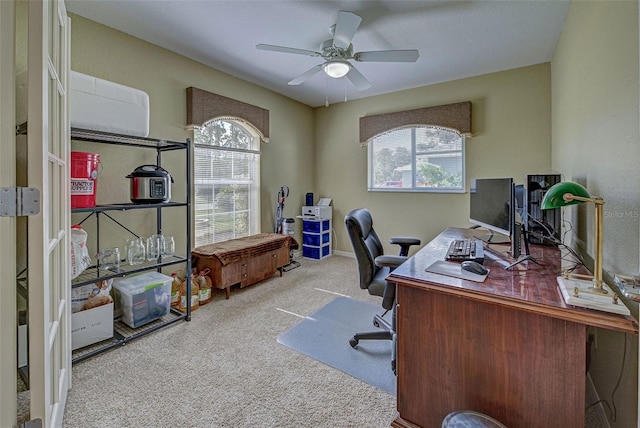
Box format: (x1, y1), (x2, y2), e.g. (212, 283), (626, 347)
(390, 236), (421, 257)
(390, 237), (421, 246)
(375, 255), (407, 269)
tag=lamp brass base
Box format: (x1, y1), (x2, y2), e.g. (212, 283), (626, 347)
(561, 271), (608, 294)
(557, 276), (630, 316)
(587, 285), (608, 295)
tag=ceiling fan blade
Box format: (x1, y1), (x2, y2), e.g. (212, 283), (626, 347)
(288, 64), (324, 86)
(332, 11), (362, 49)
(346, 66), (371, 91)
(256, 44), (321, 57)
(354, 49), (420, 63)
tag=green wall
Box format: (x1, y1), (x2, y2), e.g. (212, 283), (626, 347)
(552, 1), (639, 426)
(314, 63), (552, 255)
(70, 12), (554, 259)
(71, 15), (314, 247)
(69, 14), (315, 252)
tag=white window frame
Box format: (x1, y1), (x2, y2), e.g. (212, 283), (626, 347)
(194, 118), (261, 246)
(367, 125), (465, 193)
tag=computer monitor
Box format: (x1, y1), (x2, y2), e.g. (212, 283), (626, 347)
(469, 177), (514, 240)
(514, 184), (525, 221)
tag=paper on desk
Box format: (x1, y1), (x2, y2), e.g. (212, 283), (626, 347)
(425, 260), (489, 283)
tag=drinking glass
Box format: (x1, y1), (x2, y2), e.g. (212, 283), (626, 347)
(127, 237), (146, 265)
(97, 247), (120, 271)
(162, 235), (175, 256)
(147, 234), (164, 260)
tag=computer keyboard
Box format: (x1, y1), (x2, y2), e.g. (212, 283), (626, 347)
(445, 239), (485, 263)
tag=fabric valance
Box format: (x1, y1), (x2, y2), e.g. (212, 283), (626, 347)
(359, 101), (472, 146)
(186, 87), (270, 143)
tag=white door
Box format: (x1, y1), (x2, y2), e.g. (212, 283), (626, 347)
(26, 0), (71, 426)
(0, 0), (18, 426)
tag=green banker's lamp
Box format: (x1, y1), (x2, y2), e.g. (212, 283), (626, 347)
(540, 181), (606, 294)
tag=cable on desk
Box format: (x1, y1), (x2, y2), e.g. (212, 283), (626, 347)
(609, 332), (629, 422)
(584, 323), (630, 423)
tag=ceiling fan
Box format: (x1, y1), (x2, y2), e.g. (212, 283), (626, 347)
(256, 10), (420, 91)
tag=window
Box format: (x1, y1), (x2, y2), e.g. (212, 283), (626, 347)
(368, 126), (465, 192)
(194, 119), (260, 246)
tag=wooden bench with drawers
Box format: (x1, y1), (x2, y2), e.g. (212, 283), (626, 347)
(191, 233), (294, 299)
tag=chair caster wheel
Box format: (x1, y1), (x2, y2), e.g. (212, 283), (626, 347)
(373, 320), (380, 328)
(349, 337), (358, 348)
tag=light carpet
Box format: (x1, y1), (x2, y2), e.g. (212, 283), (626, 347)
(62, 256), (398, 428)
(277, 296), (396, 396)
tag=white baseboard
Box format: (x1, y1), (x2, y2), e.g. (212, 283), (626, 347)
(291, 249), (353, 259)
(332, 249), (353, 258)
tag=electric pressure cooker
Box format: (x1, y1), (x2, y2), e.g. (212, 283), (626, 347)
(126, 165), (173, 204)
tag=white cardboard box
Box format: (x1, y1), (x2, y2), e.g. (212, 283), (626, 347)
(18, 70), (150, 137)
(70, 71), (150, 137)
(71, 302), (114, 351)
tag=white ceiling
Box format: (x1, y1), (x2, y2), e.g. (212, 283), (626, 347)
(65, 0), (570, 108)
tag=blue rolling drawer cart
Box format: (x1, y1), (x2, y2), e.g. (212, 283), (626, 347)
(302, 218), (332, 260)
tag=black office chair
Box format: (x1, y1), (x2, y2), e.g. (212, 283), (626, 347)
(344, 208), (420, 369)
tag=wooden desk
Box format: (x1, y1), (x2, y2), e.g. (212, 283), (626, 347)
(388, 227), (638, 428)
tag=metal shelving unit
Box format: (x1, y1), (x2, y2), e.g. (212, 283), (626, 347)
(70, 128), (192, 363)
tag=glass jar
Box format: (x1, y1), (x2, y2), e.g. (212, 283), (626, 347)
(97, 247), (120, 271)
(127, 237), (146, 265)
(146, 234), (164, 260)
(162, 235), (175, 256)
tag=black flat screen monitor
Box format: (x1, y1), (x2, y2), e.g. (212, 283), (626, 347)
(469, 178), (514, 239)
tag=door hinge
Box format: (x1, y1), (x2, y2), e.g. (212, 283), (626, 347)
(0, 187), (40, 217)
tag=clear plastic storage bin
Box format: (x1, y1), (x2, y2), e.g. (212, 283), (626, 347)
(113, 271), (172, 328)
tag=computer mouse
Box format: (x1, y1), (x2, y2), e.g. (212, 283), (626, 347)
(461, 261), (488, 275)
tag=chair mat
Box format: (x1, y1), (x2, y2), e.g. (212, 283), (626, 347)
(277, 296), (396, 395)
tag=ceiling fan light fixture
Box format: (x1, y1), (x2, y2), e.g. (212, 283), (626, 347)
(323, 60), (351, 78)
